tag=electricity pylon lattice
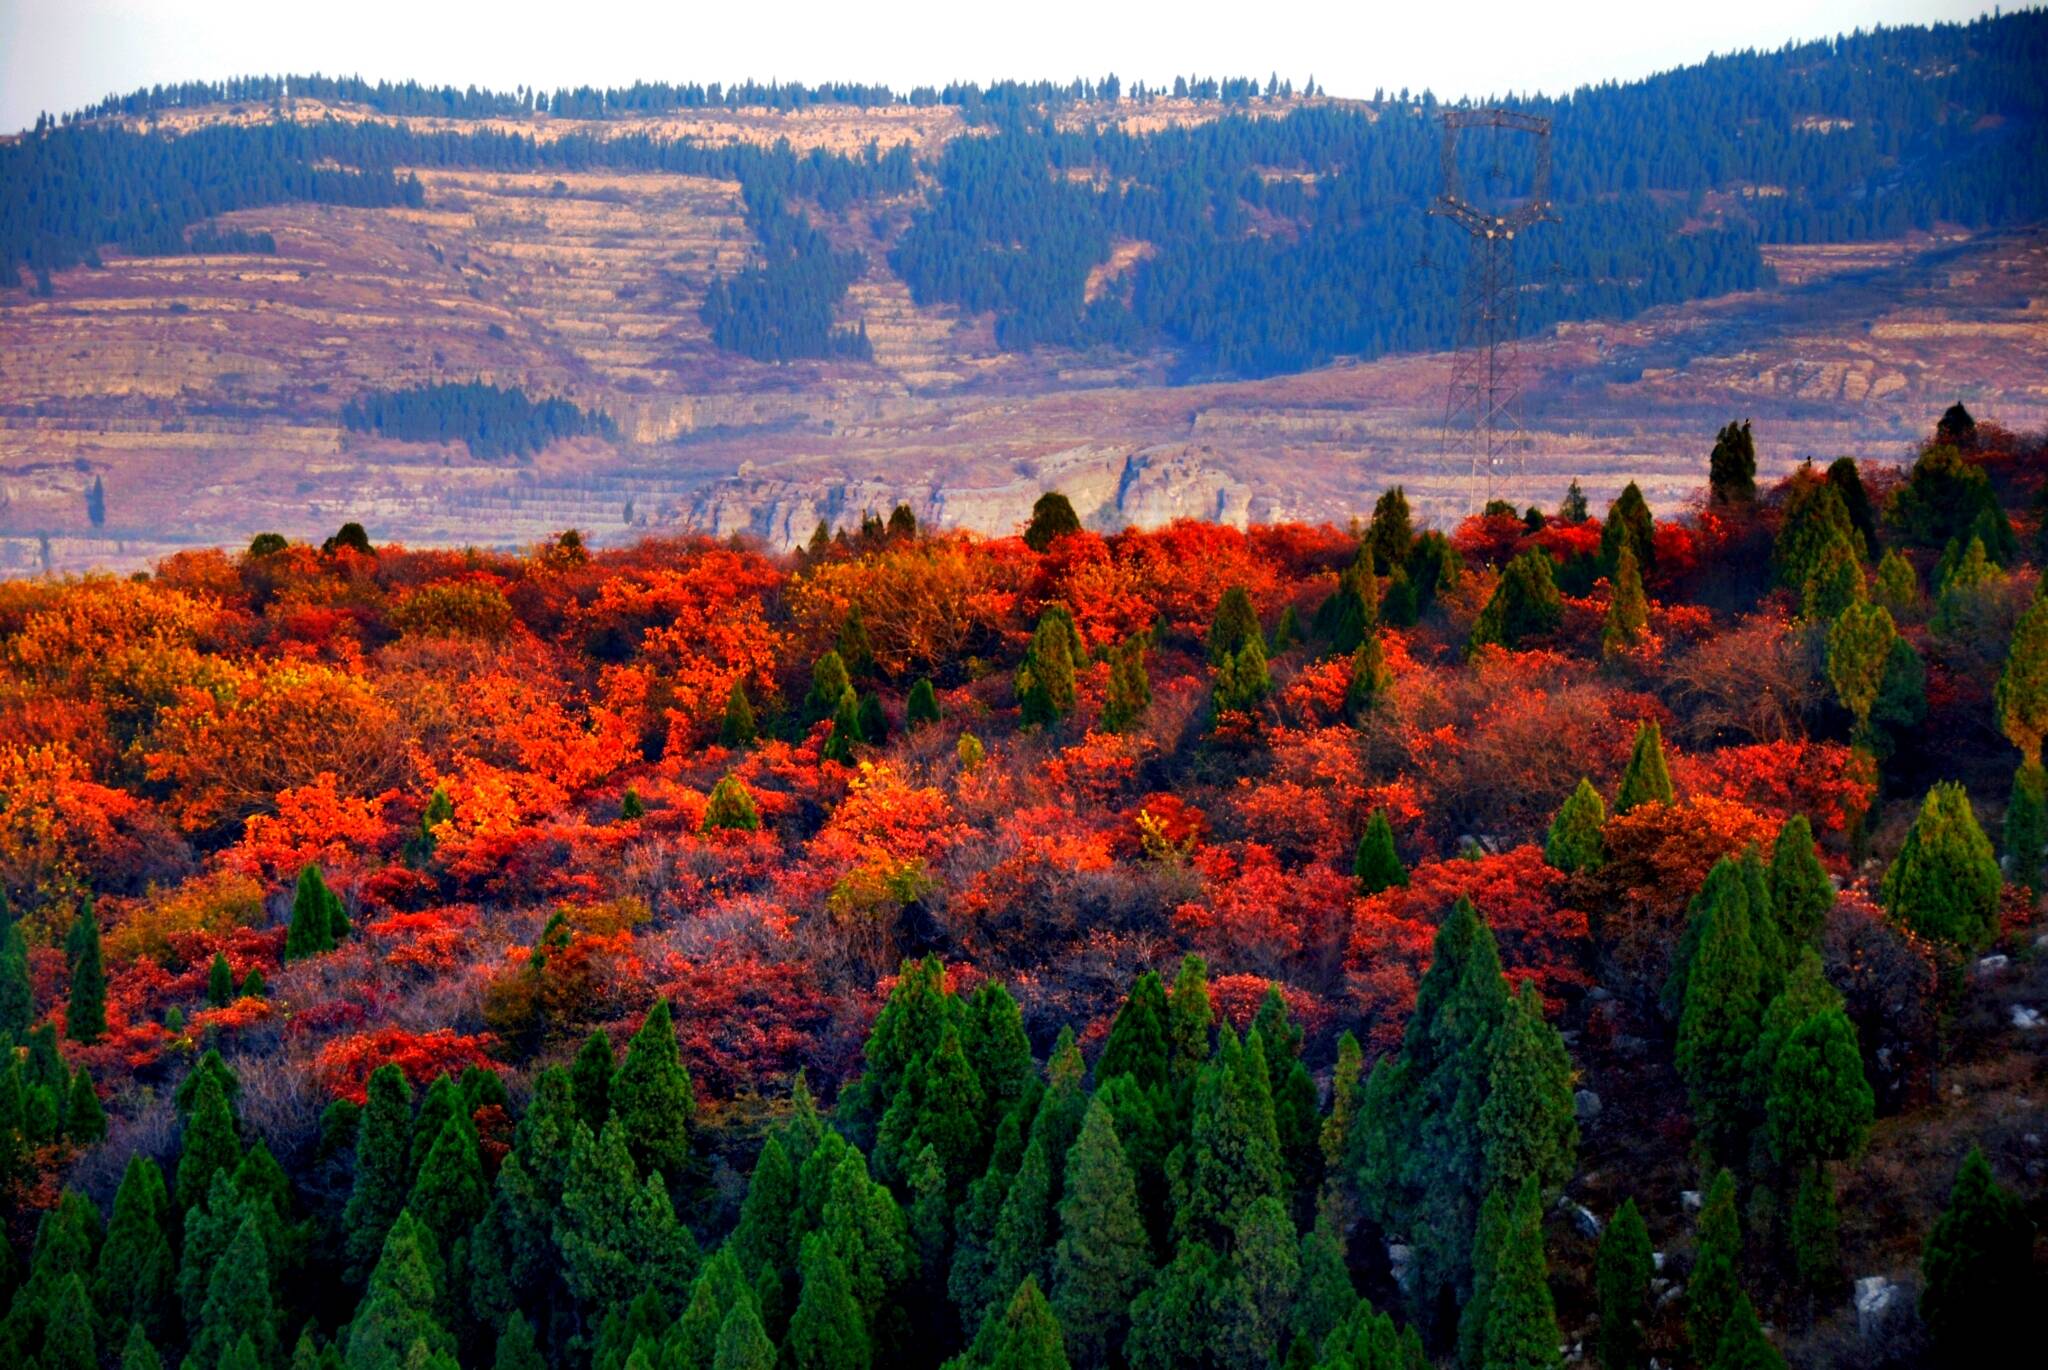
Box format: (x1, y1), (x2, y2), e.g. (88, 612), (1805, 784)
(1430, 108), (1556, 504)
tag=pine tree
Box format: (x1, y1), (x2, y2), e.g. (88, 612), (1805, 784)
(670, 1246), (753, 1369)
(1765, 1008), (1873, 1173)
(857, 692), (889, 748)
(731, 1133), (799, 1284)
(1602, 545), (1649, 658)
(0, 900), (33, 1042)
(2006, 762), (2047, 895)
(1212, 636), (1271, 717)
(64, 1065), (105, 1145)
(1165, 955), (1213, 1086)
(876, 1023), (984, 1193)
(1479, 982), (1578, 1202)
(286, 863), (343, 960)
(346, 1211), (452, 1370)
(1095, 970), (1169, 1091)
(1708, 420), (1757, 506)
(64, 905), (105, 1042)
(1023, 492), (1082, 553)
(702, 774), (760, 833)
(721, 680), (758, 747)
(557, 1123), (699, 1313)
(1481, 1177), (1562, 1370)
(176, 1067), (242, 1213)
(1345, 583), (1393, 718)
(1593, 1198), (1651, 1370)
(1709, 1294), (1785, 1370)
(1100, 639), (1151, 734)
(342, 1065), (413, 1282)
(1177, 1028), (1284, 1245)
(823, 686), (864, 763)
(1773, 475), (1859, 590)
(494, 1313), (544, 1370)
(1826, 600), (1896, 741)
(1615, 720), (1674, 813)
(207, 951), (235, 1008)
(611, 998), (696, 1185)
(838, 604), (876, 680)
(1353, 811), (1407, 894)
(1469, 548), (1563, 654)
(1746, 950), (1844, 1104)
(120, 1325), (162, 1370)
(406, 1110), (487, 1261)
(1544, 778), (1607, 874)
(1880, 782), (2002, 949)
(1920, 1146), (2032, 1361)
(1601, 483), (1655, 579)
(787, 1233), (869, 1370)
(1766, 815), (1833, 949)
(1367, 487), (1414, 574)
(962, 980), (1034, 1133)
(40, 1273), (97, 1370)
(712, 1300), (776, 1370)
(1051, 1099), (1151, 1368)
(188, 1210), (278, 1369)
(94, 1156), (173, 1352)
(1208, 586), (1263, 665)
(1675, 865), (1764, 1163)
(907, 678), (941, 729)
(1688, 1170), (1741, 1365)
(1996, 584), (2048, 765)
(1017, 609), (1078, 726)
(1800, 529), (1866, 621)
(1787, 1166), (1841, 1294)
(805, 651), (854, 725)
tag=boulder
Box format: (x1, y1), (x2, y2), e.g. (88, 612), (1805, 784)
(2013, 1005), (2042, 1031)
(1854, 1276), (1903, 1340)
(1575, 1089), (1603, 1121)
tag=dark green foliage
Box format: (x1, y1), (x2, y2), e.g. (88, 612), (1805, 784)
(120, 1326), (163, 1370)
(823, 687), (864, 763)
(1594, 1198), (1652, 1370)
(1212, 636), (1271, 718)
(39, 1274), (97, 1370)
(286, 863), (347, 960)
(1920, 1146), (2033, 1361)
(1099, 639), (1151, 734)
(963, 980), (1035, 1133)
(1766, 1008), (1873, 1171)
(877, 1023), (985, 1194)
(346, 1210), (452, 1370)
(208, 952), (235, 1008)
(1603, 545), (1649, 657)
(64, 1067), (104, 1145)
(1708, 420), (1757, 506)
(1353, 811), (1407, 895)
(1766, 815), (1832, 949)
(1544, 779), (1606, 874)
(1675, 861), (1764, 1164)
(406, 1110), (487, 1258)
(838, 605), (877, 680)
(857, 691), (890, 747)
(1165, 955), (1213, 1086)
(1880, 782), (2002, 950)
(1479, 982), (1578, 1203)
(1176, 1028), (1285, 1245)
(1051, 1098), (1150, 1368)
(1367, 489), (1415, 574)
(1023, 493), (1083, 553)
(611, 998), (697, 1185)
(1891, 443), (2010, 555)
(1208, 586), (1263, 666)
(1826, 457), (1879, 554)
(1710, 1294), (1785, 1370)
(1787, 1167), (1841, 1293)
(789, 1231), (869, 1369)
(806, 650), (855, 725)
(1018, 609), (1079, 726)
(721, 681), (759, 747)
(557, 1122), (699, 1313)
(714, 1300), (776, 1370)
(702, 774), (761, 833)
(188, 1211), (279, 1370)
(493, 1313), (543, 1370)
(1480, 1178), (1560, 1370)
(1469, 548), (1563, 654)
(94, 1157), (173, 1351)
(1601, 483), (1655, 579)
(2006, 762), (2048, 895)
(0, 904), (33, 1042)
(176, 1067), (243, 1213)
(64, 905), (105, 1042)
(907, 678), (941, 729)
(1688, 1170), (1741, 1365)
(342, 380), (615, 458)
(1614, 721), (1673, 814)
(342, 1065), (412, 1282)
(1096, 971), (1169, 1092)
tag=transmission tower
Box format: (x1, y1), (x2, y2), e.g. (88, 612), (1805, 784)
(1430, 108), (1556, 504)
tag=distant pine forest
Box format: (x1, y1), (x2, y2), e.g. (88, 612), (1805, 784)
(4, 10), (2045, 376)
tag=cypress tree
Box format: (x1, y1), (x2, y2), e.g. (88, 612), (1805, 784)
(286, 863), (340, 960)
(1688, 1170), (1741, 1365)
(2006, 762), (2048, 895)
(1709, 1294), (1785, 1370)
(1920, 1146), (2032, 1361)
(1544, 778), (1607, 874)
(1766, 815), (1832, 949)
(175, 1068), (242, 1214)
(1614, 721), (1674, 813)
(1212, 636), (1272, 717)
(188, 1210), (279, 1370)
(857, 692), (890, 748)
(876, 1023), (985, 1194)
(1746, 951), (1844, 1103)
(1675, 865), (1764, 1164)
(1871, 547), (1919, 615)
(1051, 1099), (1151, 1369)
(1165, 955), (1213, 1086)
(987, 1134), (1057, 1322)
(120, 1326), (163, 1370)
(1095, 970), (1169, 1092)
(1600, 483), (1655, 579)
(1017, 610), (1079, 726)
(342, 1065), (413, 1282)
(1291, 1213), (1357, 1353)
(40, 1273), (97, 1370)
(1479, 982), (1578, 1202)
(1593, 1198), (1652, 1370)
(408, 1073), (461, 1185)
(823, 686), (864, 762)
(494, 1313), (544, 1370)
(1100, 639), (1151, 734)
(64, 905), (105, 1043)
(907, 678), (941, 729)
(1353, 812), (1407, 895)
(962, 980), (1034, 1132)
(669, 1246), (753, 1369)
(838, 604), (876, 680)
(94, 1156), (173, 1352)
(1773, 475), (1859, 589)
(1208, 586), (1263, 665)
(731, 1133), (799, 1285)
(2000, 585), (2048, 766)
(1880, 782), (2002, 949)
(805, 651), (853, 726)
(1469, 547), (1563, 654)
(712, 1300), (776, 1370)
(1345, 583), (1393, 718)
(1801, 530), (1865, 621)
(0, 903), (33, 1042)
(1023, 492), (1082, 553)
(64, 1066), (105, 1145)
(1481, 1177), (1562, 1370)
(1272, 604), (1301, 653)
(1367, 487), (1414, 574)
(1826, 600), (1897, 741)
(207, 952), (235, 1008)
(1787, 1166), (1841, 1293)
(721, 680), (758, 747)
(611, 998), (696, 1185)
(1177, 1028), (1284, 1246)
(787, 1233), (868, 1370)
(571, 1030), (613, 1133)
(1765, 1008), (1873, 1173)
(701, 774), (760, 833)
(405, 1110), (487, 1259)
(557, 1123), (698, 1313)
(345, 1211), (453, 1370)
(1708, 420), (1757, 506)
(1602, 545), (1649, 658)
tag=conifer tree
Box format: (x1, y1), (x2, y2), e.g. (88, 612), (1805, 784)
(1766, 815), (1832, 949)
(176, 1068), (242, 1214)
(1709, 1294), (1785, 1370)
(1544, 778), (1607, 874)
(1675, 865), (1763, 1163)
(1023, 492), (1081, 553)
(120, 1326), (162, 1370)
(1745, 951), (1843, 1101)
(907, 678), (941, 729)
(838, 604), (876, 679)
(188, 1210), (279, 1369)
(2006, 762), (2047, 896)
(1801, 529), (1866, 621)
(1367, 487), (1414, 574)
(731, 1133), (799, 1285)
(1165, 955), (1213, 1086)
(1469, 548), (1563, 654)
(701, 774), (760, 833)
(668, 1246), (753, 1369)
(823, 686), (864, 762)
(1479, 982), (1578, 1203)
(1051, 1099), (1150, 1369)
(1870, 547), (1919, 615)
(207, 952), (235, 1008)
(858, 691), (889, 748)
(1353, 811), (1407, 894)
(1614, 721), (1674, 813)
(1826, 600), (1896, 741)
(713, 1300), (776, 1370)
(962, 980), (1034, 1134)
(789, 1232), (869, 1369)
(1099, 639), (1150, 734)
(286, 864), (345, 960)
(1600, 482), (1655, 579)
(64, 1066), (105, 1145)
(1096, 971), (1169, 1091)
(92, 1157), (172, 1352)
(494, 1313), (544, 1370)
(40, 1273), (97, 1370)
(1602, 545), (1649, 658)
(1345, 582), (1393, 718)
(1708, 420), (1757, 506)
(342, 1065), (413, 1282)
(611, 998), (696, 1185)
(1481, 1177), (1562, 1370)
(1177, 1028), (1284, 1245)
(1212, 636), (1271, 716)
(1996, 584), (2048, 765)
(1208, 586), (1263, 665)
(345, 1211), (452, 1370)
(1880, 782), (2002, 949)
(0, 898), (33, 1042)
(1765, 1008), (1873, 1174)
(1272, 604), (1301, 653)
(1920, 1146), (2032, 1361)
(1787, 1167), (1841, 1293)
(406, 1110), (487, 1259)
(805, 650), (853, 725)
(1688, 1170), (1741, 1365)
(64, 904), (105, 1042)
(1593, 1197), (1652, 1370)
(721, 680), (758, 747)
(1017, 609), (1078, 726)
(877, 1023), (985, 1194)
(557, 1123), (699, 1312)
(1773, 476), (1859, 590)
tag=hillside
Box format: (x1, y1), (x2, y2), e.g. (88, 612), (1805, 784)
(3, 12), (2047, 571)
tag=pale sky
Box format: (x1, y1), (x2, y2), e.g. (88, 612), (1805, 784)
(0, 0), (2005, 135)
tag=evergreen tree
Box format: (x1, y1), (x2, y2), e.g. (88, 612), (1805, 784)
(64, 905), (105, 1042)
(669, 1246), (753, 1369)
(1272, 604), (1301, 653)
(1773, 475), (1860, 590)
(1212, 636), (1271, 717)
(64, 1067), (105, 1145)
(907, 678), (941, 729)
(1826, 601), (1897, 740)
(1870, 548), (1919, 616)
(857, 692), (889, 748)
(1996, 584), (2048, 765)
(1177, 1028), (1284, 1245)
(176, 1068), (243, 1214)
(39, 1274), (97, 1370)
(1880, 782), (2002, 950)
(286, 864), (344, 960)
(345, 1211), (452, 1370)
(1827, 456), (1878, 552)
(824, 687), (864, 763)
(1593, 1198), (1652, 1370)
(1023, 492), (1082, 553)
(405, 1110), (487, 1259)
(1787, 1166), (1841, 1294)
(1765, 1008), (1873, 1174)
(1675, 864), (1764, 1163)
(1099, 639), (1151, 734)
(619, 786), (646, 822)
(2006, 762), (2047, 895)
(1801, 530), (1865, 622)
(731, 1133), (799, 1285)
(962, 980), (1034, 1135)
(1688, 1170), (1741, 1365)
(713, 1301), (776, 1370)
(838, 605), (877, 680)
(1367, 488), (1414, 574)
(1544, 778), (1607, 874)
(1344, 578), (1393, 718)
(721, 680), (758, 747)
(93, 1156), (173, 1352)
(1479, 982), (1578, 1202)
(1051, 1098), (1150, 1369)
(1481, 1177), (1561, 1370)
(1746, 951), (1844, 1103)
(1614, 721), (1674, 813)
(805, 651), (854, 726)
(188, 1210), (279, 1370)
(1708, 420), (1757, 506)
(1600, 483), (1655, 579)
(1165, 955), (1213, 1087)
(1766, 815), (1832, 949)
(1602, 545), (1649, 658)
(611, 998), (696, 1185)
(120, 1325), (163, 1370)
(1207, 586), (1263, 666)
(0, 903), (33, 1042)
(557, 1123), (698, 1313)
(1709, 1294), (1785, 1370)
(788, 1233), (869, 1370)
(1353, 811), (1407, 894)
(1469, 548), (1563, 654)
(207, 952), (235, 1008)
(1017, 609), (1078, 726)
(702, 775), (761, 833)
(1920, 1146), (2032, 1362)
(342, 1065), (413, 1283)
(876, 1023), (985, 1194)
(1095, 970), (1170, 1092)
(493, 1314), (544, 1370)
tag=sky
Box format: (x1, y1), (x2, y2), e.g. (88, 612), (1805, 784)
(0, 0), (2006, 134)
